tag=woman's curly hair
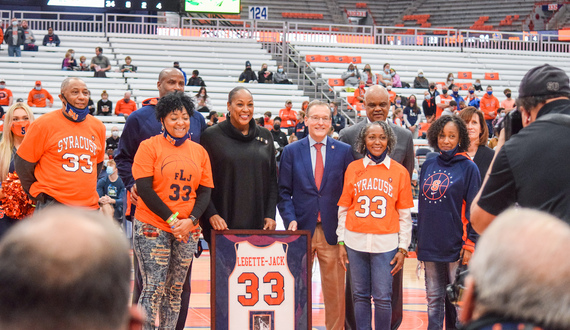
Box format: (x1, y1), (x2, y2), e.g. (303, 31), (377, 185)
(427, 115), (470, 152)
(155, 91), (195, 122)
(355, 121), (396, 155)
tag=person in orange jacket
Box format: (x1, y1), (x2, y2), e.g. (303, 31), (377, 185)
(27, 81), (53, 108)
(479, 85), (499, 138)
(115, 91), (137, 117)
(279, 99), (297, 135)
(435, 87), (453, 118)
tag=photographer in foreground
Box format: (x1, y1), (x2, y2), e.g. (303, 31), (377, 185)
(471, 64), (570, 233)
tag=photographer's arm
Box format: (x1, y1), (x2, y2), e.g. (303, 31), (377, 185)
(470, 129), (507, 233)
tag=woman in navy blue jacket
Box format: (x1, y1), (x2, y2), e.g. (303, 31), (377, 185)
(417, 115), (481, 330)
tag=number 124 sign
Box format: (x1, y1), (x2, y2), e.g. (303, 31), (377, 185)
(249, 6), (268, 20)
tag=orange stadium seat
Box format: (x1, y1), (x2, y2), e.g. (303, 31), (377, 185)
(458, 71), (472, 79)
(332, 55), (350, 63)
(457, 83), (472, 90)
(305, 55), (322, 62)
(321, 55), (335, 62)
(348, 56), (362, 64)
(485, 72), (499, 80)
(355, 2), (367, 8)
(328, 78), (345, 86)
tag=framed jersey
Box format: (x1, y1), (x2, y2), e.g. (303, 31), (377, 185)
(211, 230), (311, 330)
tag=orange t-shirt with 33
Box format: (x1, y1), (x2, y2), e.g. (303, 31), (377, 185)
(16, 109), (106, 209)
(132, 135), (214, 232)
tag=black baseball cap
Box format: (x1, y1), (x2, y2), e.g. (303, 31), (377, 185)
(519, 64), (570, 98)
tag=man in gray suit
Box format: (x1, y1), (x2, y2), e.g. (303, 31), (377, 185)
(339, 84), (414, 330)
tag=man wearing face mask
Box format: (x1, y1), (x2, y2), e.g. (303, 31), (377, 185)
(279, 99), (298, 135)
(3, 19), (25, 57)
(0, 78), (14, 107)
(115, 91), (137, 117)
(270, 117), (288, 163)
(480, 86), (500, 138)
(106, 126), (121, 153)
(21, 20), (37, 52)
(451, 85), (463, 111)
(414, 69), (430, 89)
(90, 47), (111, 78)
(273, 64), (292, 84)
(341, 63), (361, 88)
(97, 159), (126, 223)
(27, 81), (53, 108)
(15, 77), (106, 210)
(501, 88), (515, 112)
(436, 86), (453, 118)
(465, 86), (480, 109)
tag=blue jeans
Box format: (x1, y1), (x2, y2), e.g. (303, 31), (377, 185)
(486, 119), (494, 138)
(8, 45), (21, 57)
(346, 246), (397, 330)
(133, 219), (197, 330)
(424, 261), (459, 330)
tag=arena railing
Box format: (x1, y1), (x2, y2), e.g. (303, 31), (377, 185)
(12, 11), (104, 33)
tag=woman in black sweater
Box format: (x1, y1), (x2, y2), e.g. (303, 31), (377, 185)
(458, 107), (494, 179)
(200, 86), (277, 243)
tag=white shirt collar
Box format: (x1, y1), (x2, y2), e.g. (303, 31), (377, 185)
(363, 154), (391, 169)
(308, 135), (327, 147)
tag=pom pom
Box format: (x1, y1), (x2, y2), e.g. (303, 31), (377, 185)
(0, 172), (35, 220)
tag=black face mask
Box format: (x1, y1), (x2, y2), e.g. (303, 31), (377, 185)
(442, 89), (448, 94)
(274, 124), (281, 130)
(506, 93), (512, 98)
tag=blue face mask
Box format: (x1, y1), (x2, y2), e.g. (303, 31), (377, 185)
(106, 166), (114, 175)
(439, 145), (459, 161)
(453, 91), (459, 96)
(366, 147), (388, 164)
(162, 122), (189, 147)
(469, 90), (474, 94)
(63, 96), (90, 122)
(487, 91), (493, 95)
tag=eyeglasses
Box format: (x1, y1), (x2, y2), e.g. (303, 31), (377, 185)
(309, 116), (331, 123)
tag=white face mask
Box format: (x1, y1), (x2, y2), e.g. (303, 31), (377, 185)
(112, 131), (119, 137)
(35, 86), (41, 91)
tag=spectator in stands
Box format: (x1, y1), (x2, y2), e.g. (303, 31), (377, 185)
(387, 84), (397, 104)
(458, 107), (494, 180)
(239, 60), (258, 83)
(173, 61), (186, 82)
(256, 117), (264, 127)
(120, 56), (137, 73)
(207, 111), (218, 126)
(0, 78), (14, 107)
(4, 19), (25, 57)
(288, 134), (298, 144)
(97, 90), (113, 116)
(341, 63), (361, 89)
(423, 90), (437, 120)
(473, 79), (483, 92)
(295, 110), (308, 139)
(263, 111), (273, 130)
(353, 80), (366, 105)
(0, 206), (144, 330)
(97, 159), (125, 223)
(187, 69), (206, 86)
(106, 126), (121, 153)
(271, 116), (288, 163)
(115, 91), (137, 117)
(403, 94), (422, 138)
(193, 86), (212, 113)
(465, 86), (480, 109)
(461, 209), (570, 330)
(414, 69), (430, 89)
(90, 47), (111, 77)
(274, 64), (292, 84)
(436, 86), (453, 118)
(42, 27), (60, 47)
(62, 49), (77, 71)
(392, 95), (404, 113)
(441, 100), (457, 117)
(459, 100), (467, 110)
(393, 107), (404, 127)
(378, 63), (392, 87)
(451, 85), (463, 110)
(301, 100), (309, 112)
(21, 20), (37, 51)
(446, 73), (455, 89)
(480, 86), (499, 138)
(27, 81), (53, 108)
(361, 64), (376, 87)
(78, 55), (89, 71)
(391, 68), (402, 88)
(331, 101), (345, 133)
(500, 88), (515, 112)
(279, 99), (297, 135)
(258, 63), (273, 84)
(87, 90), (96, 115)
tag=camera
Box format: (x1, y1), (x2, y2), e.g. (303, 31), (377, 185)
(494, 108), (523, 141)
(446, 263), (468, 304)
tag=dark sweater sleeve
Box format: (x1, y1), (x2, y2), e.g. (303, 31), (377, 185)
(265, 134), (278, 220)
(13, 154), (36, 197)
(135, 177), (172, 221)
(191, 185), (211, 219)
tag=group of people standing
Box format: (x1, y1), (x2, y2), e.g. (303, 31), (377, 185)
(0, 61), (536, 330)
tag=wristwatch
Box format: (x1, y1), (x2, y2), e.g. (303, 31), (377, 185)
(398, 248), (408, 257)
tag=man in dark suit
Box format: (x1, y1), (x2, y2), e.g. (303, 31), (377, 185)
(278, 100), (354, 330)
(339, 85), (414, 330)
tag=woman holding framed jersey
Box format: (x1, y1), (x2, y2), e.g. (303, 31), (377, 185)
(132, 92), (214, 330)
(337, 120), (414, 330)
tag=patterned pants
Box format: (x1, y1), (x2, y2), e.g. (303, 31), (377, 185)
(133, 219), (196, 330)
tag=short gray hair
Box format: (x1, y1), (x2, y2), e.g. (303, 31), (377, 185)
(469, 208), (570, 329)
(305, 100), (329, 116)
(60, 77), (85, 94)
